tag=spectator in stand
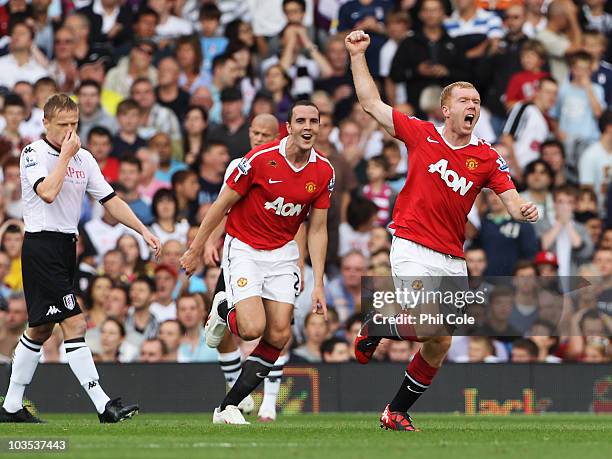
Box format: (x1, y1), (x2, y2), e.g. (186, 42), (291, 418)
(326, 250), (367, 323)
(105, 39), (159, 99)
(158, 319), (181, 362)
(263, 65), (293, 123)
(98, 318), (139, 363)
(1, 162), (23, 220)
(116, 234), (149, 282)
(64, 12), (92, 63)
(344, 314), (362, 360)
(198, 3), (229, 83)
(0, 293), (27, 361)
(501, 77), (558, 170)
(32, 77), (58, 112)
(519, 160), (556, 237)
(139, 338), (165, 362)
(102, 249), (127, 284)
(509, 261), (539, 334)
(151, 264), (178, 322)
(453, 336), (498, 363)
(536, 0), (583, 85)
(136, 147), (167, 202)
(77, 80), (118, 143)
(131, 78), (183, 158)
(292, 311), (329, 363)
(379, 10), (410, 104)
(125, 276), (159, 349)
(510, 338), (539, 362)
(527, 320), (562, 362)
(13, 81), (44, 141)
(113, 6), (160, 60)
(0, 222), (24, 290)
(582, 30), (612, 107)
(77, 0), (133, 47)
(111, 99), (147, 159)
(504, 40), (549, 110)
(177, 293), (217, 362)
(553, 51), (606, 169)
(208, 87), (251, 160)
(582, 338), (610, 363)
(320, 337), (351, 363)
(388, 340), (418, 363)
(339, 195), (378, 258)
(150, 189), (190, 246)
(523, 0), (547, 38)
(315, 35), (353, 106)
(155, 56), (191, 121)
(118, 156), (153, 225)
(196, 141), (230, 205)
(541, 139), (574, 187)
(88, 127), (120, 182)
(84, 275), (113, 331)
(208, 54), (240, 124)
(478, 192), (538, 276)
(148, 133), (187, 185)
(148, 0), (193, 42)
(479, 286), (521, 344)
(484, 3), (528, 135)
(580, 0), (612, 35)
(541, 185), (594, 276)
(171, 170), (200, 224)
(0, 20), (48, 89)
(362, 155), (395, 227)
(182, 106), (209, 167)
(175, 35), (208, 95)
(77, 50), (123, 116)
(580, 111), (612, 211)
(391, 0), (469, 108)
(0, 95), (27, 157)
(104, 284), (130, 324)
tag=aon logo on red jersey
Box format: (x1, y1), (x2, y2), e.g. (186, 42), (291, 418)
(428, 159), (474, 196)
(264, 197), (304, 216)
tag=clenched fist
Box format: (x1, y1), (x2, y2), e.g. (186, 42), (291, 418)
(345, 30), (370, 56)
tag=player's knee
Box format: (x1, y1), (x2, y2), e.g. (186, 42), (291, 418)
(432, 335), (452, 353)
(238, 321), (265, 341)
(60, 315), (87, 340)
(27, 324), (54, 343)
(266, 328), (291, 349)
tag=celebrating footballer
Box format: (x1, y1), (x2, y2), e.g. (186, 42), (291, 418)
(345, 30), (538, 431)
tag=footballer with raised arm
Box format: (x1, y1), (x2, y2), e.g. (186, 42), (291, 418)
(345, 30), (538, 431)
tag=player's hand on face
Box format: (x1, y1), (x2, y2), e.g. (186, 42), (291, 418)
(143, 230), (161, 259)
(520, 202), (539, 223)
(311, 285), (328, 321)
(61, 130), (81, 158)
(345, 30), (370, 56)
(203, 241), (220, 267)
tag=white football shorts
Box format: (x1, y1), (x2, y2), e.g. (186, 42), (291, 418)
(222, 235), (301, 306)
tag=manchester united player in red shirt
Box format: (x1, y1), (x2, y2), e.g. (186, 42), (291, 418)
(180, 100), (334, 425)
(345, 30), (539, 431)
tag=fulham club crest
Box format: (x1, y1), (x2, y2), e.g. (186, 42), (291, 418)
(63, 294), (76, 310)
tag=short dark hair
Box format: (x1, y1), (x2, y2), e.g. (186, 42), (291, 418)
(537, 75), (558, 89)
(288, 100), (320, 124)
(599, 110), (612, 133)
(135, 6), (159, 23)
(117, 98), (141, 116)
(171, 169), (198, 188)
(368, 154), (389, 170)
(77, 79), (101, 94)
(345, 312), (362, 331)
(34, 77), (59, 92)
(87, 126), (112, 142)
(320, 337), (348, 358)
(132, 275), (156, 293)
(512, 338), (539, 359)
(8, 18), (34, 39)
(119, 155), (142, 172)
(540, 139), (565, 157)
(512, 260), (536, 276)
(283, 0), (306, 11)
(102, 317), (126, 337)
(3, 94), (25, 110)
(552, 184), (579, 201)
(212, 53), (234, 72)
(524, 159), (554, 187)
(568, 50), (593, 66)
(347, 195), (378, 230)
(199, 3), (221, 21)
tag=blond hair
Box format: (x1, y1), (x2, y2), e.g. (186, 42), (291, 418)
(43, 93), (78, 121)
(440, 81), (476, 107)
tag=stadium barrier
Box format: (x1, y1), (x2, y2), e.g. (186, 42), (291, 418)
(1, 363), (610, 414)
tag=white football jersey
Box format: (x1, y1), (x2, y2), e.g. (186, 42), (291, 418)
(20, 138), (115, 234)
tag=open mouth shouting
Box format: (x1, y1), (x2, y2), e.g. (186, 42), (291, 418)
(464, 114), (475, 129)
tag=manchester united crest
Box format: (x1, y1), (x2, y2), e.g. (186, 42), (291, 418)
(465, 158), (479, 171)
(305, 181), (317, 193)
(237, 278), (248, 287)
(411, 280), (423, 290)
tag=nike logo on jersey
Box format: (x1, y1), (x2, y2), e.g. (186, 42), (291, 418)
(427, 136), (440, 144)
(268, 179), (283, 184)
(428, 159), (474, 196)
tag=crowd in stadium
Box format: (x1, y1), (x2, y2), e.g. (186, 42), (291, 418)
(0, 0), (610, 366)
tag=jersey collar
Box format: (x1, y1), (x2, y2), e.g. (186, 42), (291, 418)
(279, 136), (317, 172)
(435, 125), (479, 150)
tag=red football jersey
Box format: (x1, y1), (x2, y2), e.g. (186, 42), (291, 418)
(390, 109), (515, 258)
(225, 137), (335, 250)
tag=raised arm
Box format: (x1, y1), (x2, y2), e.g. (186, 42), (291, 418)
(345, 30), (394, 136)
(36, 131), (80, 203)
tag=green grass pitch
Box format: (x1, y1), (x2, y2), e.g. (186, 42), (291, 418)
(1, 413), (611, 459)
